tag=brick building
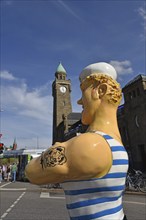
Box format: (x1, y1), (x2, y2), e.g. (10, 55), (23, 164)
(118, 75), (146, 172)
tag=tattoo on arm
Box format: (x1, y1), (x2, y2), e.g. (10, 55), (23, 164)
(40, 146), (67, 169)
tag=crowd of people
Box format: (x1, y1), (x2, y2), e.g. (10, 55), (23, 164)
(0, 163), (18, 183)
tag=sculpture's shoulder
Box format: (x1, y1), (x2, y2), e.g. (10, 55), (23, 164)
(66, 132), (108, 150)
(64, 132), (112, 179)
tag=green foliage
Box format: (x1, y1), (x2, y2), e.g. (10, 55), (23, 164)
(0, 158), (18, 165)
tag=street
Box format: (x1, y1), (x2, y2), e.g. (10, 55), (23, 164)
(0, 181), (145, 220)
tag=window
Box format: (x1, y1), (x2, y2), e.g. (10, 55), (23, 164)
(129, 92), (132, 100)
(137, 88), (140, 96)
(133, 90), (136, 98)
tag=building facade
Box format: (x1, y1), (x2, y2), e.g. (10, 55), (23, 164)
(118, 75), (146, 172)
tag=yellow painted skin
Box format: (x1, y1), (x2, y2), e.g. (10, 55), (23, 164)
(25, 73), (122, 185)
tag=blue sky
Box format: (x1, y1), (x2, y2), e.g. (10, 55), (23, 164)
(0, 0), (145, 149)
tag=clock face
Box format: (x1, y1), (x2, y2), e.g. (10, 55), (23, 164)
(60, 86), (66, 93)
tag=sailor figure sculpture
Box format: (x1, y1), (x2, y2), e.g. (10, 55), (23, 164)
(25, 62), (129, 220)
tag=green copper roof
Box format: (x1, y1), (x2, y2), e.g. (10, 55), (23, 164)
(56, 62), (66, 74)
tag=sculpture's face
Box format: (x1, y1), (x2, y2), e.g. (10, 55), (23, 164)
(77, 82), (100, 125)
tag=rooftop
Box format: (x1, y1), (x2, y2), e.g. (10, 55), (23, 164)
(67, 112), (81, 120)
(56, 62), (66, 74)
(123, 74), (146, 90)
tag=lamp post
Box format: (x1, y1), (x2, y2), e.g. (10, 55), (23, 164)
(0, 109), (4, 154)
(0, 108), (4, 138)
(37, 136), (39, 149)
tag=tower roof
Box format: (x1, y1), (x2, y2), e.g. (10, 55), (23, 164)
(56, 62), (66, 74)
(13, 137), (17, 145)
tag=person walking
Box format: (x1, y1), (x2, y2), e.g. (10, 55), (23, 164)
(6, 164), (11, 181)
(25, 62), (129, 220)
(0, 166), (2, 183)
(11, 163), (17, 182)
(2, 164), (7, 181)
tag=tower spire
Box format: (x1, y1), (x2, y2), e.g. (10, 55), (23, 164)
(12, 137), (17, 150)
(55, 62), (67, 79)
(56, 62), (66, 74)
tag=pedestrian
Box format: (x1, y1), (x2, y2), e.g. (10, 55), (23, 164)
(2, 164), (7, 181)
(25, 62), (129, 220)
(11, 163), (17, 182)
(0, 166), (2, 183)
(6, 164), (11, 181)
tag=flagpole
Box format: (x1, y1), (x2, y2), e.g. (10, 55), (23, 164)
(37, 136), (39, 149)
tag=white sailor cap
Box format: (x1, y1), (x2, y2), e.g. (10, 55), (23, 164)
(79, 62), (117, 82)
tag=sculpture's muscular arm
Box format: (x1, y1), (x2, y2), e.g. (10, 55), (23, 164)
(25, 133), (112, 185)
(25, 143), (69, 185)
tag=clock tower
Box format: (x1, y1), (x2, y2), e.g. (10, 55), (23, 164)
(52, 63), (72, 144)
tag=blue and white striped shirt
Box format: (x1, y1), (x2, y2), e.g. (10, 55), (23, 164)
(61, 131), (129, 220)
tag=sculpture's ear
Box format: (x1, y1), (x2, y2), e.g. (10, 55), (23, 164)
(91, 83), (108, 100)
(98, 83), (108, 99)
(91, 87), (99, 100)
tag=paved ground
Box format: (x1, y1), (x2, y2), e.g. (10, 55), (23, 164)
(0, 181), (145, 220)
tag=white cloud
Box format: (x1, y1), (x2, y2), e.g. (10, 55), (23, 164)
(57, 0), (84, 22)
(0, 70), (17, 80)
(138, 5), (146, 40)
(1, 82), (52, 123)
(1, 70), (53, 148)
(2, 116), (52, 149)
(138, 6), (146, 28)
(110, 60), (133, 75)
